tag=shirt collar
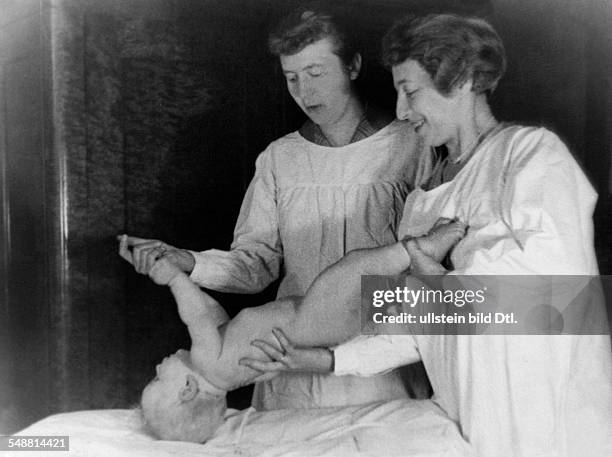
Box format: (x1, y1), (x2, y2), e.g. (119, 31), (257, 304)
(299, 104), (393, 146)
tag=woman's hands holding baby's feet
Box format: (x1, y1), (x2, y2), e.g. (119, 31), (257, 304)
(415, 219), (467, 262)
(405, 218), (468, 274)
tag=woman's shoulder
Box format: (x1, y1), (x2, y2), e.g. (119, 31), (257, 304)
(264, 131), (305, 151)
(496, 124), (574, 163)
(251, 131), (305, 166)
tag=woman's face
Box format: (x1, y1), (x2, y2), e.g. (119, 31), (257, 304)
(392, 59), (464, 147)
(280, 37), (358, 130)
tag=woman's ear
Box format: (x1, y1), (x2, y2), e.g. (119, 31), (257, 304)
(455, 78), (474, 96)
(179, 374), (200, 402)
(349, 53), (362, 80)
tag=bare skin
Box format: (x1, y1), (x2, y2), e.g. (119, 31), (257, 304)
(415, 217), (466, 262)
(240, 221), (467, 374)
(120, 219), (466, 389)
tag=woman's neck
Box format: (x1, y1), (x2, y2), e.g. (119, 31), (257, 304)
(447, 97), (497, 161)
(318, 96), (365, 147)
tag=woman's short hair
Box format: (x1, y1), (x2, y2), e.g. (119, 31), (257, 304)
(382, 14), (506, 96)
(268, 6), (359, 67)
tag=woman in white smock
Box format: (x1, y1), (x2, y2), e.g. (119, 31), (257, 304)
(121, 8), (424, 410)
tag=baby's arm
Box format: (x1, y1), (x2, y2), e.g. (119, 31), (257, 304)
(149, 258), (228, 359)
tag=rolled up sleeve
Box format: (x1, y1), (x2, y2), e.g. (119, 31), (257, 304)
(334, 334), (421, 377)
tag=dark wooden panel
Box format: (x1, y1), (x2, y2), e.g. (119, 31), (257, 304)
(0, 7), (40, 62)
(49, 4), (91, 413)
(0, 62), (13, 434)
(0, 0), (40, 26)
(4, 52), (50, 434)
(0, 1), (52, 433)
(83, 12), (128, 408)
(4, 58), (42, 153)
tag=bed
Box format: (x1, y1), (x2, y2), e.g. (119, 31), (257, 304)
(12, 399), (472, 456)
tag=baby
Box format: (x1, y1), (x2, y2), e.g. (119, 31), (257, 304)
(123, 219), (466, 443)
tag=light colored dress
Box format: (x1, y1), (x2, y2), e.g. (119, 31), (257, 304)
(335, 125), (612, 456)
(190, 120), (424, 409)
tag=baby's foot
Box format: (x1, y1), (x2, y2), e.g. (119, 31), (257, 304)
(416, 220), (467, 262)
(409, 243), (448, 275)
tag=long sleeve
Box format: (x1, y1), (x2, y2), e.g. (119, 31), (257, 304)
(189, 149), (283, 293)
(452, 128), (598, 276)
(333, 334), (421, 377)
(441, 128), (611, 456)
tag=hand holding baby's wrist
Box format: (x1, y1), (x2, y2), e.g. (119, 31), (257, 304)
(149, 257), (185, 286)
(167, 271), (184, 288)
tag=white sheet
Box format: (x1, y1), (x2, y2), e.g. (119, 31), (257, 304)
(12, 399), (472, 456)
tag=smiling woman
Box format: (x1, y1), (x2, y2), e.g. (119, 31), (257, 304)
(387, 14), (506, 171)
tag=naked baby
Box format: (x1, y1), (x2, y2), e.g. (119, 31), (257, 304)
(119, 219), (466, 443)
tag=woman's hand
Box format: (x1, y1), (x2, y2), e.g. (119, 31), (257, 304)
(117, 234), (195, 275)
(239, 328), (334, 375)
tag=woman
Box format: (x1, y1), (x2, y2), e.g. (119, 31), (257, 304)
(246, 14), (612, 456)
(120, 8), (424, 410)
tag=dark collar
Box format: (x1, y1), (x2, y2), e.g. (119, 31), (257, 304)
(299, 104), (393, 146)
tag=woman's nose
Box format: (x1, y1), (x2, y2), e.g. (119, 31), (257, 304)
(396, 96), (412, 121)
(298, 77), (315, 98)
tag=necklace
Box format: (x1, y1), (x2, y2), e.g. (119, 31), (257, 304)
(452, 117), (499, 164)
(437, 118), (500, 184)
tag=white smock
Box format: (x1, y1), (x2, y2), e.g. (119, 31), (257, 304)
(335, 125), (612, 456)
(190, 120), (423, 410)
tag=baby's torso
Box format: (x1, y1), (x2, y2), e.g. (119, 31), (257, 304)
(204, 298), (298, 390)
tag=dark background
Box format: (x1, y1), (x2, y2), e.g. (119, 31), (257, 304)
(0, 0), (610, 433)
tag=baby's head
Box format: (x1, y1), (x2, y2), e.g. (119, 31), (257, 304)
(141, 349), (227, 443)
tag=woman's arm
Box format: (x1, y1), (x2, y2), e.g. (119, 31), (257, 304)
(188, 150), (283, 293)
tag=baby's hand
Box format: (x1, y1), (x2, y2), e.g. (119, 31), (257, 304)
(148, 257), (183, 286)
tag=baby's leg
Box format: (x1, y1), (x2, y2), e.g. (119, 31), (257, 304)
(283, 223), (466, 347)
(286, 242), (411, 347)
